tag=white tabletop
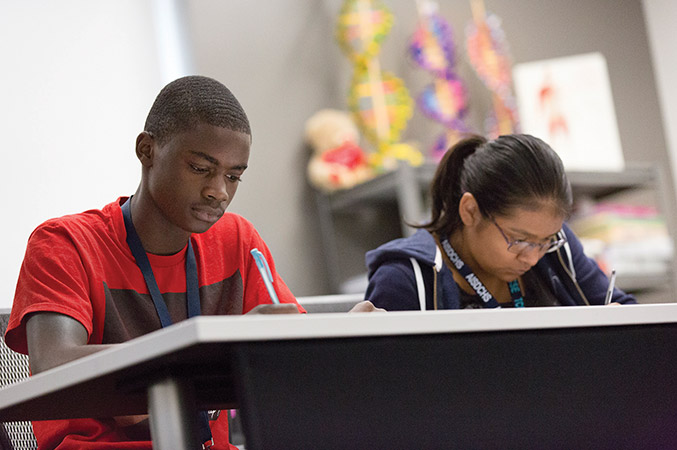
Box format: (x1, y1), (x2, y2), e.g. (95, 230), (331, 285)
(1, 303), (676, 422)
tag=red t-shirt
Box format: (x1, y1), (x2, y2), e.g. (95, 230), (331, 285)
(6, 197), (303, 449)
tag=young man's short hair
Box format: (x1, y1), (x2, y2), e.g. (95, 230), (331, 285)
(144, 75), (251, 144)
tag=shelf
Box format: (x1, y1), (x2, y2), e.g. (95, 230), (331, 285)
(323, 162), (436, 211)
(322, 162), (659, 213)
(567, 164), (658, 199)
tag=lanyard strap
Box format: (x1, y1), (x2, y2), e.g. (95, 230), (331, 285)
(509, 279), (525, 308)
(440, 238), (525, 308)
(121, 198), (201, 325)
(121, 198), (213, 446)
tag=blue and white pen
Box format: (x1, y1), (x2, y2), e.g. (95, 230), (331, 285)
(250, 248), (280, 304)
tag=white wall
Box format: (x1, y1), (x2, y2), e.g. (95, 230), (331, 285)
(643, 0), (677, 199)
(0, 1), (164, 308)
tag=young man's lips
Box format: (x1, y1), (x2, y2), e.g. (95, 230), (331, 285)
(192, 206), (224, 222)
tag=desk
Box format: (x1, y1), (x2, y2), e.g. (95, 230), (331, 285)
(1, 304), (677, 449)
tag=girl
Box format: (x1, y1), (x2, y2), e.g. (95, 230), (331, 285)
(365, 134), (636, 310)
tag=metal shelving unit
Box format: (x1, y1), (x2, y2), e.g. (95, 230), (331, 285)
(315, 162), (677, 297)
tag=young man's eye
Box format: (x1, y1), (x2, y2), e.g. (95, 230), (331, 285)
(189, 164), (209, 173)
(226, 174), (243, 183)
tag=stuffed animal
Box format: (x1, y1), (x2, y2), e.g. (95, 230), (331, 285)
(304, 109), (374, 192)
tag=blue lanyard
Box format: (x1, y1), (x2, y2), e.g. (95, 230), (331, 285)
(121, 197), (213, 447)
(121, 197), (201, 325)
(440, 238), (525, 308)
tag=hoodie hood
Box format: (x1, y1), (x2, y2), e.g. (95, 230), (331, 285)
(366, 229), (438, 278)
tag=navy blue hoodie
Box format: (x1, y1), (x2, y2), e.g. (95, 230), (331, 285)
(365, 224), (636, 310)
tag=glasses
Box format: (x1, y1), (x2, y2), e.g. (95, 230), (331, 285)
(490, 217), (566, 255)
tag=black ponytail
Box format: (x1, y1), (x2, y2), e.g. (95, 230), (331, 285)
(422, 135), (486, 237)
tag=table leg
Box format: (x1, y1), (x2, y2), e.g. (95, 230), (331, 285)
(147, 376), (199, 450)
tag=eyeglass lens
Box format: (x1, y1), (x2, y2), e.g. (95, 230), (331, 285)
(508, 237), (564, 254)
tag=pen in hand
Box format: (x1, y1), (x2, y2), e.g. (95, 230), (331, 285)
(604, 269), (617, 305)
(250, 248), (280, 304)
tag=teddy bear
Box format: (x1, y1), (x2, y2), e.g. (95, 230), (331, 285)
(304, 109), (374, 192)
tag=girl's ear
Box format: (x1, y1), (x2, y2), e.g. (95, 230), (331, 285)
(458, 192), (483, 227)
(135, 132), (154, 167)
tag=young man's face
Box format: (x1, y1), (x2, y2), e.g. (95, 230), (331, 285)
(145, 122), (251, 235)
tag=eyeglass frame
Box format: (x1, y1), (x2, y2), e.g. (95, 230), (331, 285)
(489, 217), (567, 255)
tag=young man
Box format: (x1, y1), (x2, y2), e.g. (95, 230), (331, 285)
(5, 75), (379, 449)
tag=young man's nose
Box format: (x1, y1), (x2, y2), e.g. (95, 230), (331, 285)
(203, 175), (229, 203)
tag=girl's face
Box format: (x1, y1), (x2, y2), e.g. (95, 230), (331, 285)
(462, 196), (565, 282)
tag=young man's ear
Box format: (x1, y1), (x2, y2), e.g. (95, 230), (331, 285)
(458, 192), (482, 227)
(135, 131), (154, 167)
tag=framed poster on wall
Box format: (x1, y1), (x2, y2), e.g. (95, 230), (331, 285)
(513, 52), (624, 172)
